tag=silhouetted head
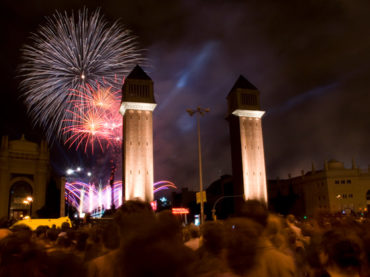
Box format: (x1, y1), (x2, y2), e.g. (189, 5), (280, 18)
(114, 200), (155, 240)
(225, 217), (262, 276)
(156, 210), (182, 241)
(286, 214), (296, 224)
(117, 210), (194, 277)
(61, 222), (70, 232)
(201, 221), (226, 256)
(239, 200), (268, 228)
(10, 224), (32, 241)
(35, 225), (49, 238)
(101, 220), (120, 250)
(321, 230), (363, 274)
(0, 234), (48, 277)
(45, 250), (87, 277)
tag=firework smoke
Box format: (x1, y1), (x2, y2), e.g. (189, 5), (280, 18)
(19, 8), (145, 142)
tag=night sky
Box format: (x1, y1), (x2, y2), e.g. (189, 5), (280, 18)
(1, 0), (369, 190)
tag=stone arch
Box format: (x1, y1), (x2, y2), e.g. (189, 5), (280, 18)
(8, 177), (34, 220)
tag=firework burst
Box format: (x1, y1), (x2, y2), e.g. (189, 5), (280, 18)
(19, 8), (145, 142)
(65, 180), (177, 215)
(63, 81), (122, 152)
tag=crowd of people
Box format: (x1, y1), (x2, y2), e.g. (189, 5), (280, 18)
(0, 200), (369, 277)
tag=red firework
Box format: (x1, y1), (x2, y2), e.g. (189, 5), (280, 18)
(63, 79), (123, 153)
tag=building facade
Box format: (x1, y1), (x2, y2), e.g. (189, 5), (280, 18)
(120, 65), (156, 202)
(0, 135), (50, 219)
(268, 160), (370, 216)
(227, 76), (268, 204)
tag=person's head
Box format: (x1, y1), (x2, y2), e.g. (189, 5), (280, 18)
(35, 225), (48, 238)
(321, 230), (363, 274)
(114, 199), (155, 240)
(56, 234), (72, 249)
(101, 221), (120, 250)
(117, 212), (194, 277)
(264, 214), (286, 249)
(75, 230), (89, 252)
(239, 200), (268, 228)
(225, 218), (263, 276)
(0, 229), (11, 241)
(61, 222), (70, 232)
(201, 221), (226, 256)
(0, 234), (48, 277)
(10, 224), (32, 241)
(45, 250), (87, 277)
(286, 214), (296, 224)
(156, 210), (182, 241)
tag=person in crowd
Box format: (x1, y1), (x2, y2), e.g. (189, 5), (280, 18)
(88, 199), (155, 277)
(194, 221), (229, 276)
(238, 200), (296, 277)
(184, 224), (201, 251)
(0, 234), (49, 277)
(2, 198), (370, 277)
(319, 229), (364, 277)
(224, 217), (262, 276)
(116, 207), (194, 277)
(87, 221), (120, 277)
(0, 232), (87, 277)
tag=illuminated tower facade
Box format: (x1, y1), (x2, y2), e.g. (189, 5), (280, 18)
(120, 66), (156, 202)
(227, 76), (268, 204)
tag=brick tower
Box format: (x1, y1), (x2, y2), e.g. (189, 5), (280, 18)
(120, 65), (156, 202)
(227, 75), (268, 204)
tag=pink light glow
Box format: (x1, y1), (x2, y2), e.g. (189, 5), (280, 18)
(65, 180), (177, 216)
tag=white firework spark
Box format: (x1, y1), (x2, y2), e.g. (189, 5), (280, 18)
(19, 8), (145, 142)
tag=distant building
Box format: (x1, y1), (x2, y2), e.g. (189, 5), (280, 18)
(268, 159), (370, 217)
(0, 135), (64, 220)
(172, 188), (198, 220)
(205, 175), (236, 220)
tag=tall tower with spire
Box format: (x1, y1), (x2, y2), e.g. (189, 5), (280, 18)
(120, 66), (156, 202)
(227, 75), (268, 204)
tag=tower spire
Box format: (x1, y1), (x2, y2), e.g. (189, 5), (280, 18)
(120, 65), (156, 202)
(227, 75), (267, 204)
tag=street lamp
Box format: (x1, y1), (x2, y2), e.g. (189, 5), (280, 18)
(23, 196), (33, 217)
(187, 106), (209, 225)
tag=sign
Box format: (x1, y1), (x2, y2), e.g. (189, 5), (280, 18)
(150, 200), (157, 211)
(172, 208), (189, 215)
(196, 191), (207, 203)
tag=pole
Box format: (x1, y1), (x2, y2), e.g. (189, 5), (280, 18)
(196, 111), (204, 225)
(187, 107), (209, 225)
(110, 159), (116, 210)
